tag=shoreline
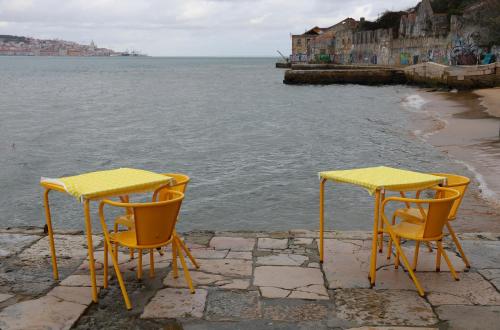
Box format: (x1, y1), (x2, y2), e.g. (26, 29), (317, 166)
(405, 87), (500, 232)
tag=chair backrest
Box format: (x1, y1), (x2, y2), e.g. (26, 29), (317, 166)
(133, 190), (184, 246)
(423, 187), (460, 239)
(432, 173), (470, 220)
(154, 173), (190, 201)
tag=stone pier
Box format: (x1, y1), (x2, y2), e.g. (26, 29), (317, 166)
(0, 227), (500, 329)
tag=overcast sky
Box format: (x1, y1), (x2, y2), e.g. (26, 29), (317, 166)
(0, 0), (418, 56)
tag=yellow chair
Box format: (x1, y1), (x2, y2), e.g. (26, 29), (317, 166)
(99, 190), (195, 310)
(380, 186), (461, 296)
(389, 173), (471, 269)
(114, 173), (200, 270)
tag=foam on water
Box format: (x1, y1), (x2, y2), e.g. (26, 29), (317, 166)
(401, 94), (429, 112)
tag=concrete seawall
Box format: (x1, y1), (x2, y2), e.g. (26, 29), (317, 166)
(283, 67), (406, 85)
(283, 63), (500, 88)
(404, 62), (500, 89)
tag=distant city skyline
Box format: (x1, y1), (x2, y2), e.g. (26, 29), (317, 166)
(0, 0), (418, 56)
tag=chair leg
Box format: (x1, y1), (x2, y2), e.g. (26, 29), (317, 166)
(103, 240), (109, 288)
(176, 234), (200, 269)
(446, 222), (470, 268)
(175, 238), (195, 294)
(130, 248), (134, 259)
(437, 240), (459, 281)
(413, 241), (420, 271)
(435, 243), (442, 272)
(106, 239), (132, 309)
(149, 249), (155, 278)
(386, 214), (397, 260)
(390, 234), (425, 296)
(137, 249), (143, 280)
(172, 241), (179, 279)
(395, 237), (401, 269)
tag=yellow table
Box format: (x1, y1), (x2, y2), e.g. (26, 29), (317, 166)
(318, 166), (445, 286)
(40, 168), (172, 302)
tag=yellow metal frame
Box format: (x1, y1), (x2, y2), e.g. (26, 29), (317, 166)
(319, 178), (383, 286)
(99, 194), (194, 310)
(380, 187), (461, 296)
(40, 174), (171, 305)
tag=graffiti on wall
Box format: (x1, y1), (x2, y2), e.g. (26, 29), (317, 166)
(450, 32), (481, 65)
(400, 53), (411, 65)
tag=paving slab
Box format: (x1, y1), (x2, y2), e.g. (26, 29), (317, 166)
(291, 238), (314, 246)
(477, 268), (500, 290)
(254, 266), (328, 299)
(191, 248), (229, 259)
(334, 289), (437, 326)
(398, 245), (467, 272)
(47, 286), (97, 305)
(141, 288), (208, 319)
(0, 295), (87, 330)
(209, 237), (255, 251)
(164, 270), (247, 289)
(321, 239), (391, 289)
(348, 327), (437, 330)
(435, 305), (500, 330)
(194, 258), (253, 277)
(261, 299), (330, 321)
(205, 290), (261, 321)
(19, 234), (103, 266)
(60, 274), (105, 287)
(458, 240), (500, 269)
(0, 234), (40, 258)
(258, 238), (288, 250)
(182, 320), (329, 330)
(256, 254), (308, 266)
(225, 251), (252, 260)
(376, 270), (500, 305)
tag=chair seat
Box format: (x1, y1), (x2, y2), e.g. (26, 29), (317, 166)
(115, 214), (135, 229)
(394, 207), (427, 224)
(110, 230), (137, 247)
(392, 221), (425, 240)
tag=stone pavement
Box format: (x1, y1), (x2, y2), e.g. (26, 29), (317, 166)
(0, 227), (500, 329)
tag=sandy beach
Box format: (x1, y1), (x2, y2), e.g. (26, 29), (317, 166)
(406, 87), (500, 232)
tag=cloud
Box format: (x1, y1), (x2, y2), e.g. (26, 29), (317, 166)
(0, 0), (419, 56)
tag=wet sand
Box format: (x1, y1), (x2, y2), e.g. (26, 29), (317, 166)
(409, 88), (500, 232)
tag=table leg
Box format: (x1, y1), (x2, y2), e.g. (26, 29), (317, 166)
(378, 190), (385, 253)
(369, 189), (381, 286)
(83, 200), (98, 303)
(319, 178), (326, 263)
(43, 188), (59, 280)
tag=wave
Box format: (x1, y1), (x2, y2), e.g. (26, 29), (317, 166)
(401, 94), (429, 112)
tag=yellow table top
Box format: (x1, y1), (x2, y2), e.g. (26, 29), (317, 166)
(41, 168), (172, 201)
(319, 166), (445, 195)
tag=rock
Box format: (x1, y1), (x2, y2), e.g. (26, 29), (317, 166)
(256, 254), (308, 266)
(205, 291), (261, 321)
(334, 289), (437, 326)
(258, 238), (288, 250)
(209, 237), (255, 252)
(0, 295), (87, 330)
(226, 251), (252, 260)
(435, 305), (500, 330)
(0, 293), (13, 303)
(47, 286), (97, 305)
(289, 229), (317, 238)
(141, 288), (208, 319)
(0, 234), (40, 258)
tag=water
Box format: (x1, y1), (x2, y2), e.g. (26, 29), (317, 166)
(0, 57), (466, 232)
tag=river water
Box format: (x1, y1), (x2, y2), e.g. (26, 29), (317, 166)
(0, 57), (472, 232)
